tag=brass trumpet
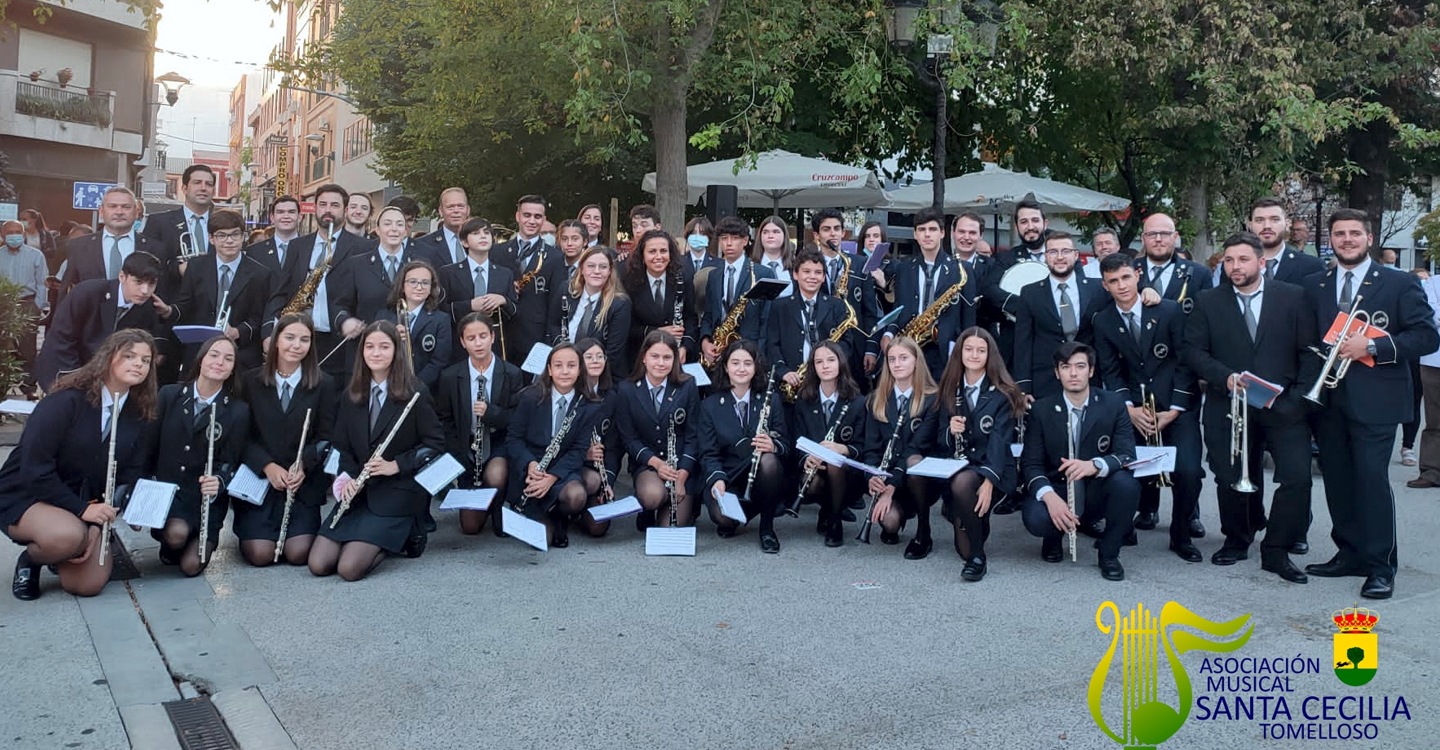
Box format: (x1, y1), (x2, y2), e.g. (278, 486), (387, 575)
(1140, 384), (1171, 488)
(1229, 384), (1257, 493)
(1304, 295), (1370, 405)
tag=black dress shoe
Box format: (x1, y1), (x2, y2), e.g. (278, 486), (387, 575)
(402, 533), (428, 558)
(550, 527), (569, 549)
(759, 530), (780, 554)
(1041, 537), (1063, 563)
(12, 554), (40, 601)
(904, 536), (933, 560)
(816, 515), (828, 535)
(1210, 546), (1248, 566)
(1169, 542), (1203, 563)
(841, 508), (857, 523)
(1290, 541), (1309, 555)
(1305, 555), (1364, 578)
(716, 524), (739, 538)
(1261, 556), (1308, 584)
(1099, 557), (1125, 581)
(961, 557), (987, 582)
(992, 494), (1020, 515)
(848, 495), (866, 510)
(880, 530), (899, 545)
(824, 519), (843, 548)
(1360, 575), (1394, 600)
(1133, 512), (1159, 530)
(158, 544), (181, 566)
(1123, 530), (1138, 547)
(1077, 519), (1104, 539)
(422, 511), (438, 534)
(635, 511), (651, 533)
(1189, 518), (1207, 538)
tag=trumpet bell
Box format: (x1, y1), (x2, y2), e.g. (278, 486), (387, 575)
(1231, 478), (1259, 493)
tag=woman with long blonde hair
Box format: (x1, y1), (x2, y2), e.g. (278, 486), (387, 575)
(862, 336), (938, 551)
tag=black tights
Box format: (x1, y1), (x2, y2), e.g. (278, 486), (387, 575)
(579, 468), (612, 537)
(707, 454), (784, 531)
(802, 463), (850, 521)
(903, 455), (934, 540)
(307, 536), (384, 582)
(460, 457), (509, 535)
(548, 474), (601, 539)
(635, 469), (696, 527)
(947, 469), (990, 560)
(160, 518), (215, 577)
(240, 534), (313, 567)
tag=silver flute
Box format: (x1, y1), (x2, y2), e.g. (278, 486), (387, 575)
(273, 408), (312, 563)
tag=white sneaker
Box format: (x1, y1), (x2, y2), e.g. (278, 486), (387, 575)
(1402, 448), (1418, 467)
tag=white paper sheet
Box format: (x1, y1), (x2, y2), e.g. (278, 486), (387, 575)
(324, 448), (340, 475)
(871, 306), (905, 335)
(439, 488), (497, 510)
(0, 399), (36, 415)
(795, 437), (890, 475)
(908, 456), (970, 479)
(121, 479), (179, 529)
(501, 506), (549, 551)
(645, 527), (696, 556)
(588, 495), (643, 521)
(1011, 443), (1024, 458)
(715, 491), (747, 523)
(1128, 446), (1177, 478)
(225, 464), (269, 506)
(521, 343), (553, 375)
(681, 362), (711, 386)
(415, 453), (465, 495)
(172, 325), (225, 344)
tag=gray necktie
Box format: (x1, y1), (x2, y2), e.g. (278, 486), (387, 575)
(277, 240), (288, 266)
(1265, 258), (1277, 281)
(219, 264), (232, 298)
(897, 393), (910, 420)
(193, 399), (209, 431)
(475, 375), (490, 461)
(726, 266), (737, 307)
(823, 399), (833, 422)
(385, 255), (398, 283)
(829, 259), (841, 291)
(369, 385), (382, 430)
(577, 297), (596, 336)
(653, 279), (663, 306)
(921, 263), (936, 308)
(1058, 282), (1078, 339)
(1126, 311), (1141, 343)
(452, 236), (463, 264)
(1240, 291), (1259, 341)
(652, 385), (664, 416)
(408, 311), (417, 330)
(474, 263), (486, 294)
(191, 215), (206, 249)
(736, 400), (749, 427)
(280, 382), (292, 411)
(100, 401), (112, 438)
(553, 395), (568, 437)
(805, 300), (817, 346)
(965, 384), (978, 409)
(1071, 407), (1084, 456)
(1149, 264), (1165, 289)
(108, 235), (123, 278)
(1339, 271), (1354, 308)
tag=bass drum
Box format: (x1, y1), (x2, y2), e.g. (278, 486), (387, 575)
(998, 259), (1050, 296)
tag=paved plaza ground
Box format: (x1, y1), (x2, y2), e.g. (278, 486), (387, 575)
(2, 435), (1437, 750)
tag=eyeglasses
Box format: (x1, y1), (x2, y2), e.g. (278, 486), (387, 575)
(404, 278), (433, 287)
(582, 352), (607, 363)
(212, 231), (246, 242)
(1044, 248), (1076, 257)
(1142, 231), (1176, 240)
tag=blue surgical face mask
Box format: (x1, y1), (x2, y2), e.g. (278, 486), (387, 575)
(3, 235), (23, 249)
(687, 234), (709, 250)
(133, 219), (145, 233)
(541, 232), (556, 246)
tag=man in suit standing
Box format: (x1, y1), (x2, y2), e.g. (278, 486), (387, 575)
(490, 195), (559, 367)
(880, 207), (972, 381)
(142, 164), (215, 300)
(166, 210), (276, 371)
(412, 187), (471, 269)
(59, 186), (163, 298)
(1183, 232), (1320, 584)
(953, 212), (999, 351)
(1093, 254), (1203, 562)
(243, 196), (303, 281)
(1301, 209), (1439, 600)
(36, 252), (169, 389)
(701, 216), (777, 363)
(439, 218), (517, 355)
(1019, 341), (1139, 580)
(813, 208), (881, 382)
(1247, 197), (1325, 285)
(983, 197), (1049, 363)
(1014, 231), (1103, 400)
(1135, 213), (1213, 311)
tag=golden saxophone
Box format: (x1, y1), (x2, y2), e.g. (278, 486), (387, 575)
(780, 303), (859, 401)
(704, 267), (756, 367)
(900, 262), (968, 348)
(515, 250), (545, 294)
(281, 227), (334, 317)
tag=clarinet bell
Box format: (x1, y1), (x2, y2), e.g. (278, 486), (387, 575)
(855, 517), (873, 544)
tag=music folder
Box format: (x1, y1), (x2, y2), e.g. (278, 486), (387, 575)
(744, 278), (789, 301)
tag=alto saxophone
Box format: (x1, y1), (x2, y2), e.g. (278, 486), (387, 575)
(704, 266), (755, 367)
(780, 303), (859, 401)
(515, 249), (545, 294)
(900, 262), (968, 348)
(281, 223), (334, 317)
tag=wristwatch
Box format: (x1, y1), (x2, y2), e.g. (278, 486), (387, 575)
(1366, 340), (1378, 356)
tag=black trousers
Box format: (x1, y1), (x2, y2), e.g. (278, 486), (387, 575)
(1202, 398), (1311, 552)
(1315, 406), (1398, 578)
(1135, 410), (1203, 546)
(1021, 470), (1140, 559)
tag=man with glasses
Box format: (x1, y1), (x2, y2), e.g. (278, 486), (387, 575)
(1134, 213), (1213, 314)
(1014, 231), (1104, 400)
(166, 210), (276, 371)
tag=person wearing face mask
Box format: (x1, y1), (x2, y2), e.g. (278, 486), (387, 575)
(36, 251), (171, 390)
(682, 216), (720, 275)
(539, 220), (558, 249)
(0, 220), (48, 395)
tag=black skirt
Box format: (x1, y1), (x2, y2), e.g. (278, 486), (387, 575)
(318, 502), (411, 553)
(231, 487), (322, 542)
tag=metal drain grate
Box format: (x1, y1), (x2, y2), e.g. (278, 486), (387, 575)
(162, 697), (240, 750)
(106, 530), (141, 581)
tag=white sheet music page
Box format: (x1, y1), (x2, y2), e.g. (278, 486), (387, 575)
(588, 495), (643, 522)
(681, 362), (711, 386)
(225, 464), (269, 506)
(645, 527), (697, 556)
(0, 399), (37, 416)
(501, 506), (549, 551)
(438, 488), (497, 511)
(908, 457), (970, 479)
(415, 453), (465, 495)
(521, 343), (553, 375)
(323, 448), (340, 475)
(715, 491), (747, 523)
(122, 479), (179, 529)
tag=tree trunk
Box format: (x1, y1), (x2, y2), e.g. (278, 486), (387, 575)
(1347, 119), (1394, 246)
(651, 90), (690, 233)
(1184, 176), (1212, 261)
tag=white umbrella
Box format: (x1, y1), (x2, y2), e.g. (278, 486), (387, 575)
(884, 163), (1130, 214)
(641, 149), (886, 213)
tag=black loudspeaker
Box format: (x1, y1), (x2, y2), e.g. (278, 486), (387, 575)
(705, 184), (738, 225)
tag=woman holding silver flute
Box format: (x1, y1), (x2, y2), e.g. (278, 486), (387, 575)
(234, 313), (336, 567)
(5, 329), (157, 600)
(311, 321), (443, 581)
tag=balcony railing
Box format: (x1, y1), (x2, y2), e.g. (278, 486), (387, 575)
(14, 80), (113, 128)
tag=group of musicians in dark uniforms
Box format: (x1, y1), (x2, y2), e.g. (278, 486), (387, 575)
(2, 169), (1430, 606)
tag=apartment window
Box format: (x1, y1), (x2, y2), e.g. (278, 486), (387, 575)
(343, 117), (373, 163)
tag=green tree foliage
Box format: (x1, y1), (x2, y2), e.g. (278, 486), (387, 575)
(1346, 646), (1365, 668)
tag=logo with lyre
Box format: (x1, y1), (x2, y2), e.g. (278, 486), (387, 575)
(1332, 606), (1378, 686)
(1088, 601), (1252, 748)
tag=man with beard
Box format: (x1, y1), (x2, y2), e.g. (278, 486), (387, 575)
(984, 198), (1049, 364)
(344, 193), (373, 237)
(491, 195), (561, 367)
(1301, 209), (1437, 600)
(1134, 213), (1213, 313)
(1242, 197), (1324, 286)
(1013, 231), (1103, 400)
(1183, 232), (1319, 584)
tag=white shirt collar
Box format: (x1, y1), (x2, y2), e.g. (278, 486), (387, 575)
(379, 247), (404, 263)
(963, 374), (986, 391)
(647, 270), (667, 284)
(820, 387), (837, 405)
(1337, 256), (1373, 286)
(103, 227), (134, 242)
(101, 388), (129, 415)
(732, 390), (751, 406)
(371, 379), (389, 401)
(192, 383), (220, 408)
(1050, 273), (1076, 285)
(183, 207), (210, 224)
(550, 387), (572, 407)
(468, 357), (496, 391)
(725, 257), (746, 274)
(894, 386), (913, 402)
(1115, 299), (1141, 317)
(275, 366), (303, 393)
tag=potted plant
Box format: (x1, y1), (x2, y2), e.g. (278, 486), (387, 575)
(57, 68), (73, 87)
(28, 71), (40, 82)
